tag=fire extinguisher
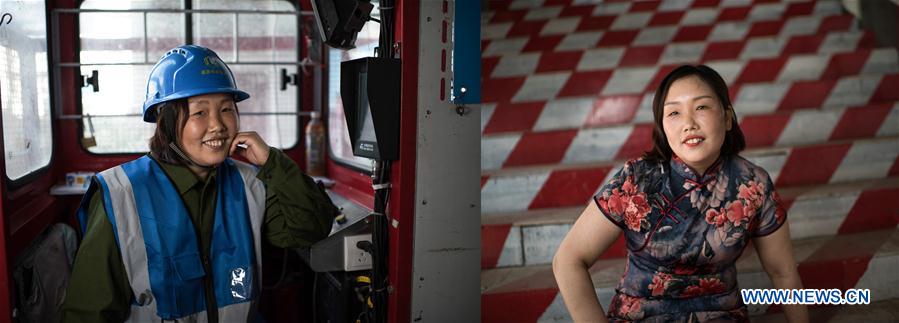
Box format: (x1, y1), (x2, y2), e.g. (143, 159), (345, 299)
(305, 111), (326, 177)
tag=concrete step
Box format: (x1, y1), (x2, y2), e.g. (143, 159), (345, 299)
(482, 0), (847, 56)
(481, 176), (899, 268)
(482, 100), (899, 172)
(481, 227), (899, 322)
(483, 134), (899, 209)
(482, 38), (890, 105)
(486, 95), (899, 167)
(484, 28), (889, 83)
(482, 48), (899, 135)
(484, 0), (841, 27)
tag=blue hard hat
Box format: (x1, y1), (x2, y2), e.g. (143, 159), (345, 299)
(142, 45), (250, 123)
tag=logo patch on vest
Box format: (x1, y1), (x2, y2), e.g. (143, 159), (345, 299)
(230, 267), (250, 300)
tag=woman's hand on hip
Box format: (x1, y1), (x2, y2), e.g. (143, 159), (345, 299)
(230, 131), (271, 166)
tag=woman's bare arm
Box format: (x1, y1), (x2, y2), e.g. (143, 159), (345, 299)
(753, 221), (809, 323)
(553, 201), (622, 322)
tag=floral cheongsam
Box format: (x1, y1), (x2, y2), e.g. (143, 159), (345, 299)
(594, 155), (787, 322)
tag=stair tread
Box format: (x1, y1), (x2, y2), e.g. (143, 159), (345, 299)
(482, 175), (899, 224)
(482, 227), (899, 294)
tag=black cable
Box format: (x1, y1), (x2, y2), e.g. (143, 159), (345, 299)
(369, 0), (396, 320)
(369, 159), (391, 323)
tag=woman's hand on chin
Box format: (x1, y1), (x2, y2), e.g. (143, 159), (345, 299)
(229, 131), (271, 166)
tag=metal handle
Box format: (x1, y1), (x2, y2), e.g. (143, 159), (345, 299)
(280, 68), (298, 90)
(80, 70), (99, 92)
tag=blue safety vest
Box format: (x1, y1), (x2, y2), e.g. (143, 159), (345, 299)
(76, 156), (266, 322)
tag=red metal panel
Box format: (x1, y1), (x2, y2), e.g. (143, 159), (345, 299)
(0, 62), (11, 323)
(387, 1), (419, 321)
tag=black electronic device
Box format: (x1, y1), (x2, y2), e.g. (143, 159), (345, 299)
(340, 57), (401, 161)
(310, 0), (374, 49)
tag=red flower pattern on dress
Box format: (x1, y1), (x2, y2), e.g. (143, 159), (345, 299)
(617, 294), (642, 316)
(725, 201), (749, 226)
(648, 272), (674, 296)
(705, 208), (727, 227)
(595, 157), (784, 320)
(599, 176), (652, 231)
(737, 180), (765, 216)
(674, 265), (697, 275)
(681, 278), (727, 297)
(705, 180), (766, 228)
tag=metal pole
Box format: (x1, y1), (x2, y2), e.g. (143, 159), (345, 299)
(143, 11), (149, 63)
(233, 12), (239, 62)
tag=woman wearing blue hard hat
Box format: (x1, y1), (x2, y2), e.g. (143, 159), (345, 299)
(62, 45), (338, 323)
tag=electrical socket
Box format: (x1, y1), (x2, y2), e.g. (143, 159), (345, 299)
(343, 233), (372, 271)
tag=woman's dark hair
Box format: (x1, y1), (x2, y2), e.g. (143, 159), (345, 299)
(642, 64), (746, 163)
(148, 99), (189, 164)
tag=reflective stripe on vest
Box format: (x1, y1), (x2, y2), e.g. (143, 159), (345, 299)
(89, 156), (265, 322)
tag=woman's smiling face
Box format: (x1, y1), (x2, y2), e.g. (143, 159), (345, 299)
(180, 93), (238, 167)
(661, 75), (732, 174)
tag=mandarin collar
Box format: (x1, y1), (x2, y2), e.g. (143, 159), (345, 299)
(668, 155), (724, 183)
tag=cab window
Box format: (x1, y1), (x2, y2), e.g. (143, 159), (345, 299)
(1, 0), (53, 182)
(73, 0), (301, 153)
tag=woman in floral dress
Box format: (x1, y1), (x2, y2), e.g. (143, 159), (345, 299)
(553, 65), (809, 322)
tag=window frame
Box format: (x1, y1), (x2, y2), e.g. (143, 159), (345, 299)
(63, 0), (305, 155)
(2, 0), (56, 190)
